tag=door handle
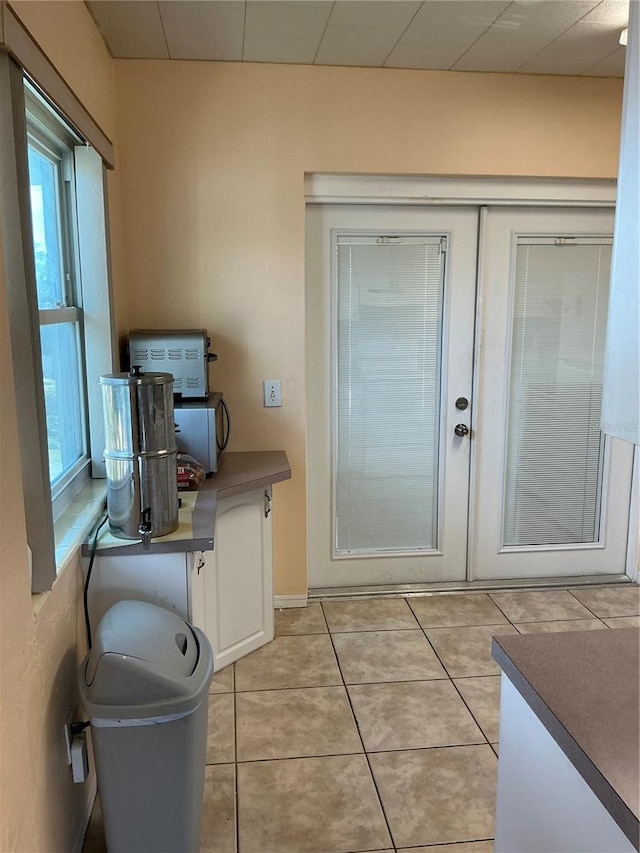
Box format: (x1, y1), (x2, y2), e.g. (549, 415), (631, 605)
(454, 423), (470, 437)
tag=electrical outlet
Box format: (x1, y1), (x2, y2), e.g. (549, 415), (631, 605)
(63, 713), (73, 765)
(263, 380), (282, 407)
(71, 733), (89, 783)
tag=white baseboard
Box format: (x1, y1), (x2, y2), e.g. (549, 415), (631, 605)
(274, 594), (308, 609)
(73, 771), (97, 853)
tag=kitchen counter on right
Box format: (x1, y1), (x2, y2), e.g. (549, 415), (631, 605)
(492, 627), (639, 852)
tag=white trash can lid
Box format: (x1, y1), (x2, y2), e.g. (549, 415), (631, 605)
(82, 600), (201, 710)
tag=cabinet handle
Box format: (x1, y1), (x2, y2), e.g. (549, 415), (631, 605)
(264, 491), (272, 518)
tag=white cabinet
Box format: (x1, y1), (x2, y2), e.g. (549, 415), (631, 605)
(495, 675), (635, 853)
(191, 487), (274, 670)
(85, 484), (276, 671)
(86, 551), (192, 630)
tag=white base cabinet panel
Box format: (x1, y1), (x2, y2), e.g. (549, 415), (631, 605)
(191, 487), (273, 670)
(495, 675), (635, 853)
(85, 552), (191, 631)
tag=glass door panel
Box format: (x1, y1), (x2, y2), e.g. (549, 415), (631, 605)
(336, 236), (444, 555)
(503, 240), (611, 547)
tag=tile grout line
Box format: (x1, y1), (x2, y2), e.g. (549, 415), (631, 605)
(488, 588), (619, 629)
(566, 588), (613, 624)
(321, 600), (398, 852)
(484, 592), (530, 634)
(232, 739), (497, 765)
(406, 598), (496, 752)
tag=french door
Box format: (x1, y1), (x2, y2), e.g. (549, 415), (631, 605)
(472, 208), (633, 579)
(306, 203), (634, 589)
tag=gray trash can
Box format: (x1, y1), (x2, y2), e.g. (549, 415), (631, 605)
(79, 599), (214, 853)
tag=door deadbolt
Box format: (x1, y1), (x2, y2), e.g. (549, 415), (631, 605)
(455, 397), (469, 410)
(454, 423), (470, 437)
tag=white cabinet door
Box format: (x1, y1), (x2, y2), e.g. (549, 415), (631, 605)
(192, 488), (274, 670)
(86, 552), (190, 630)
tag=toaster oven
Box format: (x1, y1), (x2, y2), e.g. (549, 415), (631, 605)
(128, 329), (217, 399)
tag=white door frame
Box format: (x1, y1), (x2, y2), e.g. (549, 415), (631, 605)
(305, 174), (638, 584)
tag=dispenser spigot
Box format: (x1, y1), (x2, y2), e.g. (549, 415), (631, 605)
(139, 507), (153, 550)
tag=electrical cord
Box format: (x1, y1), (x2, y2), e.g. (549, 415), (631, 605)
(83, 511), (109, 650)
(217, 397), (231, 452)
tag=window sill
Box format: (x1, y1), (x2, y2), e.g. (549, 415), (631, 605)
(54, 479), (106, 575)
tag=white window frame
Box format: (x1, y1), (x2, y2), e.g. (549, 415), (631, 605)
(0, 52), (115, 592)
(26, 86), (93, 520)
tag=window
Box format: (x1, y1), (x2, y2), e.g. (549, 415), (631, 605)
(26, 90), (90, 513)
(1, 51), (115, 592)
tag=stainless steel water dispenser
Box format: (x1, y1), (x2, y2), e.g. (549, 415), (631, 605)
(101, 368), (179, 547)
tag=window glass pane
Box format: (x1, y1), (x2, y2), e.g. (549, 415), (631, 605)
(335, 237), (444, 554)
(40, 323), (85, 485)
(27, 145), (65, 309)
(503, 241), (611, 546)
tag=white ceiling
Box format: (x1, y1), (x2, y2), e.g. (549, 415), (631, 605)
(85, 0), (629, 77)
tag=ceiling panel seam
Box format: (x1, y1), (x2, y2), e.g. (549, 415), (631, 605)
(448, 0), (514, 70)
(157, 0), (170, 59)
(313, 0), (336, 65)
(513, 0), (605, 73)
(381, 1), (425, 68)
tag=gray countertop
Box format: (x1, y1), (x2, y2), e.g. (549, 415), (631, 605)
(83, 450), (291, 557)
(493, 628), (640, 849)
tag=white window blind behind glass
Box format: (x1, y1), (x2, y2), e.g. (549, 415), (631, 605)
(503, 239), (612, 547)
(335, 235), (444, 555)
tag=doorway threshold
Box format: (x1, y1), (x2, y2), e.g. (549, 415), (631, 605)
(308, 574), (633, 601)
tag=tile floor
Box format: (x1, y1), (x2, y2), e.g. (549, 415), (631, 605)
(84, 584), (639, 853)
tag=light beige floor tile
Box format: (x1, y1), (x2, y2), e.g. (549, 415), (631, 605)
(348, 680), (484, 751)
(398, 843), (494, 852)
(206, 694), (235, 764)
(370, 745), (497, 848)
(322, 598), (418, 632)
(489, 590), (592, 623)
(454, 676), (501, 743)
(491, 743), (499, 756)
(275, 603), (328, 636)
(410, 594), (509, 628)
(602, 615), (640, 628)
(333, 629), (446, 683)
(200, 764), (236, 853)
(514, 618), (607, 634)
(235, 635), (341, 691)
(210, 664), (234, 694)
(237, 754), (392, 853)
(425, 625), (517, 677)
(570, 585), (640, 618)
(236, 686), (361, 761)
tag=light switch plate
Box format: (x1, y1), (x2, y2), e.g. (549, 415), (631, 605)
(264, 380), (282, 407)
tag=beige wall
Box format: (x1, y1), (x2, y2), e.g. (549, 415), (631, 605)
(0, 3), (124, 849)
(114, 60), (623, 595)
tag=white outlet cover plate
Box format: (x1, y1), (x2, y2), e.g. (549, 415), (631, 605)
(264, 380), (282, 407)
